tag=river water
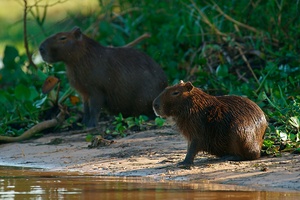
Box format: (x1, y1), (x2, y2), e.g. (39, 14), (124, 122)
(0, 166), (299, 200)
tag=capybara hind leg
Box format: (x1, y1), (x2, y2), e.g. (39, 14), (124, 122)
(241, 141), (262, 160)
(242, 149), (261, 160)
(178, 140), (198, 169)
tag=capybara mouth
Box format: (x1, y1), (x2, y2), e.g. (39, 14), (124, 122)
(153, 101), (163, 117)
(153, 108), (167, 118)
(39, 53), (50, 63)
(39, 43), (56, 64)
(153, 108), (161, 117)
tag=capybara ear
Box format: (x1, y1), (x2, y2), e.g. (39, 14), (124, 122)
(185, 81), (194, 91)
(71, 27), (82, 40)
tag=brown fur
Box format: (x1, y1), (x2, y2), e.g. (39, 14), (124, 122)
(39, 27), (167, 127)
(153, 81), (267, 168)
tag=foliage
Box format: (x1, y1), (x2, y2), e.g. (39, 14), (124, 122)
(0, 0), (300, 154)
(105, 114), (164, 137)
(0, 43), (77, 136)
(0, 45), (46, 136)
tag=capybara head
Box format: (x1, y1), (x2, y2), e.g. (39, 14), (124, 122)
(153, 80), (195, 118)
(39, 27), (83, 63)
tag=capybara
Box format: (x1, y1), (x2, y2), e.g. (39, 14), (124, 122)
(153, 81), (267, 168)
(39, 27), (168, 127)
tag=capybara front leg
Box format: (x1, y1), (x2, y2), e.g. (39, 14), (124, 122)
(86, 96), (104, 127)
(178, 140), (198, 169)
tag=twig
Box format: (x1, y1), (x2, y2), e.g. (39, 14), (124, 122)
(212, 1), (262, 34)
(85, 7), (141, 36)
(111, 7), (141, 20)
(122, 33), (151, 48)
(190, 0), (227, 39)
(23, 0), (38, 70)
(236, 46), (259, 84)
(236, 69), (249, 83)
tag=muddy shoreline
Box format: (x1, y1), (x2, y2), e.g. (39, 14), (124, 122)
(0, 126), (299, 192)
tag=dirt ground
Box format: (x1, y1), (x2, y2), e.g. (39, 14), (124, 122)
(0, 124), (299, 192)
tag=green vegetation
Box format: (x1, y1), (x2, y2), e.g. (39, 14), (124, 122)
(0, 0), (299, 155)
(104, 114), (164, 137)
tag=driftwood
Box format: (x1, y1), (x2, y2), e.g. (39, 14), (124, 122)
(0, 108), (66, 143)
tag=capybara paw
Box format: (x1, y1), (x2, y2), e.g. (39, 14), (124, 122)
(177, 161), (194, 169)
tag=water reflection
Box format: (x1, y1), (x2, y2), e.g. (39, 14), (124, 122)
(0, 166), (299, 200)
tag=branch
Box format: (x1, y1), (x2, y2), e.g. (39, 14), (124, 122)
(236, 46), (259, 84)
(236, 69), (249, 83)
(23, 0), (38, 70)
(190, 0), (227, 38)
(122, 33), (151, 48)
(212, 2), (262, 34)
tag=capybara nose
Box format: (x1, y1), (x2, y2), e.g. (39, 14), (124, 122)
(39, 45), (45, 55)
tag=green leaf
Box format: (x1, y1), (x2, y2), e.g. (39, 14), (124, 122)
(126, 120), (136, 128)
(85, 134), (93, 142)
(139, 115), (149, 122)
(33, 96), (47, 108)
(0, 90), (8, 103)
(279, 132), (288, 141)
(216, 65), (228, 77)
(155, 117), (165, 127)
(116, 123), (126, 133)
(263, 139), (274, 148)
(36, 70), (48, 81)
(29, 86), (39, 101)
(15, 84), (31, 101)
(289, 116), (300, 129)
(3, 45), (19, 69)
(289, 134), (297, 141)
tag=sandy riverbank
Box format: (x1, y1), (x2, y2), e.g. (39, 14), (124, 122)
(0, 125), (299, 191)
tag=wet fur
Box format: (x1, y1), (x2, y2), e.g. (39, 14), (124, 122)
(153, 81), (267, 167)
(39, 27), (167, 127)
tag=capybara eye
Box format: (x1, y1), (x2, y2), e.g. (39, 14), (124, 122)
(171, 91), (180, 96)
(59, 36), (67, 41)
